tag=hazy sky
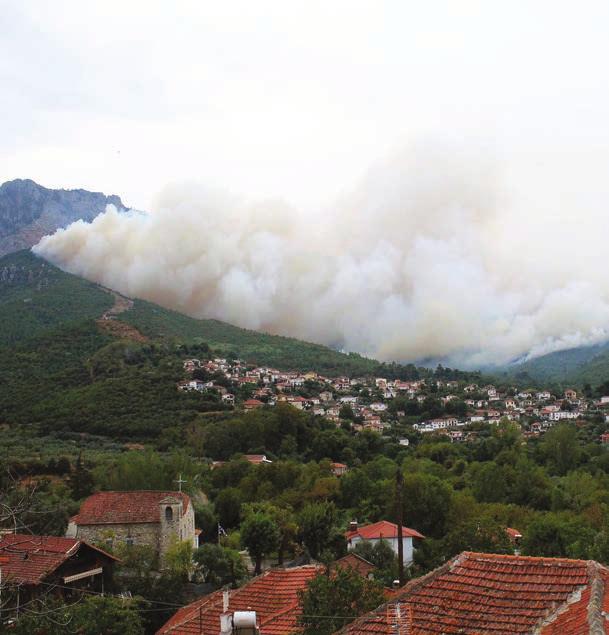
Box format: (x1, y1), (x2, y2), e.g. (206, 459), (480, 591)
(3, 0), (609, 210)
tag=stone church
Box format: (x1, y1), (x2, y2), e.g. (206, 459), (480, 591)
(66, 490), (198, 562)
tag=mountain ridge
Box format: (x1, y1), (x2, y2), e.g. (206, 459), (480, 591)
(0, 178), (126, 257)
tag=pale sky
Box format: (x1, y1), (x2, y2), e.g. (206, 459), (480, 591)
(2, 0), (609, 211)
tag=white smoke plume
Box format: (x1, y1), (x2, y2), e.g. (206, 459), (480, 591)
(33, 141), (609, 368)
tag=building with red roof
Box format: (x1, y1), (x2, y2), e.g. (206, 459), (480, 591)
(67, 490), (197, 562)
(244, 398), (264, 410)
(331, 462), (348, 476)
(0, 533), (118, 610)
(333, 553), (376, 579)
(337, 551), (609, 634)
(506, 526), (523, 549)
(346, 520), (424, 567)
(244, 454), (273, 465)
(156, 565), (322, 635)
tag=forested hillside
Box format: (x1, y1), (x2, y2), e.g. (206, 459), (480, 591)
(0, 251), (479, 439)
(500, 342), (609, 387)
(0, 250), (112, 345)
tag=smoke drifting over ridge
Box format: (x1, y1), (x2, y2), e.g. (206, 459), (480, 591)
(33, 142), (609, 368)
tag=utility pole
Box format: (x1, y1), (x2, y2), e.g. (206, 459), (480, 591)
(396, 467), (405, 586)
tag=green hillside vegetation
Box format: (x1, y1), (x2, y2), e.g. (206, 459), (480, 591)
(122, 298), (381, 376)
(0, 250), (112, 345)
(500, 342), (609, 388)
(0, 250), (478, 440)
(0, 250), (388, 376)
(0, 324), (226, 437)
(0, 250), (481, 378)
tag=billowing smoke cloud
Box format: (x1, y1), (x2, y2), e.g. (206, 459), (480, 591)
(33, 141), (609, 368)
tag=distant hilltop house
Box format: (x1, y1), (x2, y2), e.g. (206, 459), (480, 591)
(183, 358), (201, 372)
(243, 398), (264, 410)
(331, 462), (348, 476)
(243, 454), (273, 465)
(177, 379), (212, 392)
(67, 491), (197, 562)
(0, 534), (118, 611)
(211, 454), (273, 469)
(346, 520), (424, 566)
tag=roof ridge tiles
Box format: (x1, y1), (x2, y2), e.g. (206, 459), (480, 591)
(586, 561), (606, 635)
(463, 551), (602, 568)
(336, 551), (609, 635)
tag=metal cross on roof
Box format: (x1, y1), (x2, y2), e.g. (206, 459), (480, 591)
(175, 473), (187, 492)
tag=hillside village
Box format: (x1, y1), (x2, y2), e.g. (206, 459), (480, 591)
(178, 356), (609, 444)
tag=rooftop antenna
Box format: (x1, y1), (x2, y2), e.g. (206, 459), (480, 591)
(175, 473), (187, 492)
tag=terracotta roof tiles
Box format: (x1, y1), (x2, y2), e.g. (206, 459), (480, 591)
(71, 490), (191, 525)
(157, 565), (322, 635)
(346, 521), (424, 542)
(0, 533), (117, 585)
(337, 552), (609, 634)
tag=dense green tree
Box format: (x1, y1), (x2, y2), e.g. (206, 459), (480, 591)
(442, 515), (513, 556)
(69, 452), (95, 500)
(398, 472), (452, 538)
(215, 487), (243, 529)
(522, 513), (595, 558)
(298, 501), (339, 559)
(298, 566), (385, 635)
(10, 596), (144, 635)
(194, 543), (248, 588)
(354, 539), (398, 586)
(165, 538), (196, 580)
(509, 458), (552, 509)
(542, 424), (582, 475)
(471, 462), (514, 503)
(243, 502), (298, 565)
(240, 511), (280, 574)
(339, 404), (356, 421)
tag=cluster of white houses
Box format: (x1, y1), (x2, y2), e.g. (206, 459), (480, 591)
(178, 358), (609, 441)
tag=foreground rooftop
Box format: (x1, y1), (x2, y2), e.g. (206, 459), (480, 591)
(338, 551), (609, 634)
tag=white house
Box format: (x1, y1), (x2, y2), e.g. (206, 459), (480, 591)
(370, 402), (388, 412)
(548, 410), (579, 421)
(345, 520), (424, 566)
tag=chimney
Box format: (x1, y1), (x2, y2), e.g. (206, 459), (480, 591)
(219, 590), (232, 635)
(220, 613), (233, 635)
(348, 520), (358, 532)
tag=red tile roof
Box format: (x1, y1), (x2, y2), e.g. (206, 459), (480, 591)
(244, 454), (271, 464)
(0, 533), (117, 585)
(506, 527), (523, 540)
(157, 565), (322, 635)
(334, 553), (376, 579)
(71, 490), (191, 525)
(244, 399), (264, 407)
(346, 521), (424, 542)
(337, 551), (609, 634)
